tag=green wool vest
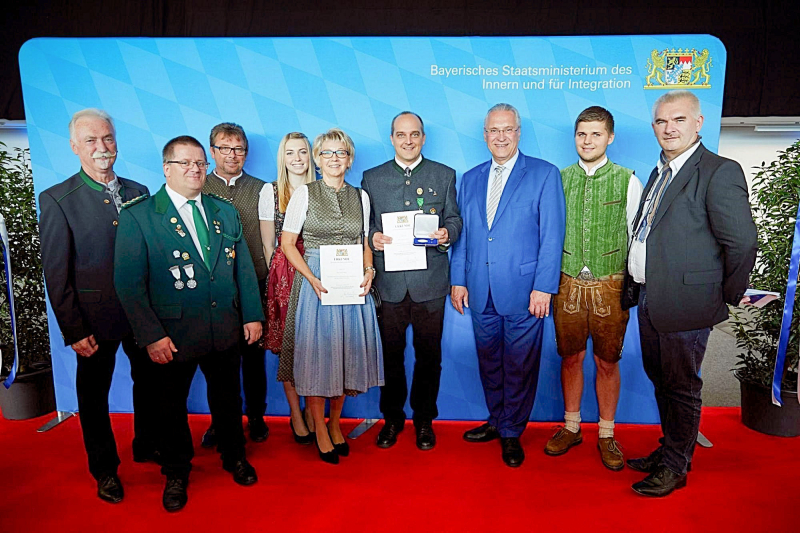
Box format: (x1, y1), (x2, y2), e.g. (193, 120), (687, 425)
(203, 173), (268, 280)
(560, 161), (632, 278)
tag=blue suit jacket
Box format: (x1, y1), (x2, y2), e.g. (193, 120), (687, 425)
(450, 151), (566, 316)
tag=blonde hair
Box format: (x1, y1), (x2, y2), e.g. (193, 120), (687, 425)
(312, 128), (355, 171)
(276, 132), (315, 213)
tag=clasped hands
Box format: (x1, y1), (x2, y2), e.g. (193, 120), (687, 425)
(145, 322), (263, 364)
(450, 286), (552, 318)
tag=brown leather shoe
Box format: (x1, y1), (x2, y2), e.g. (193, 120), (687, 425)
(544, 426), (582, 456)
(598, 437), (624, 471)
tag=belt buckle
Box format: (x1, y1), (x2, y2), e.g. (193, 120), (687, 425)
(577, 270), (594, 281)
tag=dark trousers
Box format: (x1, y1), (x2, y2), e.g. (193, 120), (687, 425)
(471, 291), (543, 438)
(638, 286), (710, 475)
(76, 336), (156, 480)
(379, 293), (445, 424)
(152, 345), (246, 479)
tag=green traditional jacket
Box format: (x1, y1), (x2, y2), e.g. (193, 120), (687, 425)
(560, 159), (632, 278)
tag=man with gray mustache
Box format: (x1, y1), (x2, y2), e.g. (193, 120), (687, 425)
(39, 108), (156, 504)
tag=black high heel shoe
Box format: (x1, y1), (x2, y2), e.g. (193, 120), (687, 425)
(315, 431), (339, 465)
(290, 417), (313, 445)
(327, 422), (350, 457)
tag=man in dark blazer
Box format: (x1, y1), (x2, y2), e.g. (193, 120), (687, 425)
(450, 103), (566, 467)
(626, 91), (757, 496)
(39, 108), (154, 504)
(114, 136), (264, 512)
(362, 111), (462, 451)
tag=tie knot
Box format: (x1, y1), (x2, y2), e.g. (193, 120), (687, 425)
(494, 166), (505, 177)
(187, 199), (196, 206)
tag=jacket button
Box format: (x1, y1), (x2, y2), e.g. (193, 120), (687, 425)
(211, 301), (217, 308)
(488, 237), (493, 241)
(104, 199), (110, 204)
(112, 220), (118, 226)
(405, 200), (410, 206)
(210, 276), (214, 281)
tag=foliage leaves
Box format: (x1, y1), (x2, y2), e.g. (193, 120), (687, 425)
(731, 139), (800, 391)
(0, 143), (50, 376)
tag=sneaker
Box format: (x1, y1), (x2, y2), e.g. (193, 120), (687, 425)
(544, 426), (583, 456)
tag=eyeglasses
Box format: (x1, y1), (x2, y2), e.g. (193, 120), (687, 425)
(320, 150), (350, 159)
(484, 127), (520, 136)
(167, 160), (209, 170)
(212, 145), (246, 155)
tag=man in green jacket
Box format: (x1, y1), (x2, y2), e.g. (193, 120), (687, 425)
(114, 135), (264, 512)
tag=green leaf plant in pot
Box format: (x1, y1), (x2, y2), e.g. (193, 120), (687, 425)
(0, 142), (55, 420)
(730, 139), (800, 437)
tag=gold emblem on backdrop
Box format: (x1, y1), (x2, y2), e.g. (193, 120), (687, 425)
(644, 48), (712, 89)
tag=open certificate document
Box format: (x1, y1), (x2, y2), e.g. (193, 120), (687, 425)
(319, 244), (365, 306)
(381, 211), (427, 272)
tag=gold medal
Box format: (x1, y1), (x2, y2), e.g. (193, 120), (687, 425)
(182, 252), (190, 260)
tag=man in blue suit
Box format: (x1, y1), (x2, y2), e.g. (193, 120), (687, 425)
(451, 103), (566, 467)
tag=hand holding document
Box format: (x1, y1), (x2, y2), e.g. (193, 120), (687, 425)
(319, 244), (365, 305)
(743, 289), (780, 308)
(381, 211), (426, 272)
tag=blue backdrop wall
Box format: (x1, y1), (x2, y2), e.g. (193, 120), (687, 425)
(19, 34), (726, 423)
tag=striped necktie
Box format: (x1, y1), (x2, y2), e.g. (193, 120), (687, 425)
(635, 152), (672, 243)
(487, 165), (505, 229)
(187, 199), (211, 270)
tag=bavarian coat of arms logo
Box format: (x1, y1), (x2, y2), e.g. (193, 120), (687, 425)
(645, 48), (712, 89)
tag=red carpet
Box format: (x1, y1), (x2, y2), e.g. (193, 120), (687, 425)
(0, 407), (795, 532)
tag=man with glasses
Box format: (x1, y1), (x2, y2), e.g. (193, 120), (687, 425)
(201, 123), (270, 447)
(114, 135), (264, 511)
(39, 108), (154, 504)
(362, 111), (462, 451)
(451, 103), (565, 467)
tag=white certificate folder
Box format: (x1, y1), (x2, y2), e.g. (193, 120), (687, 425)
(319, 244), (365, 306)
(381, 211), (427, 272)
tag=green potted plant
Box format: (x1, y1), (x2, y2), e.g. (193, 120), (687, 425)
(0, 142), (55, 420)
(731, 138), (800, 437)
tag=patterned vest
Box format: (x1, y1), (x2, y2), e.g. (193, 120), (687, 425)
(303, 180), (363, 249)
(204, 172), (268, 280)
(560, 160), (632, 278)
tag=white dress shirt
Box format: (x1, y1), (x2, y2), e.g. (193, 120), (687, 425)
(165, 184), (209, 259)
(628, 142), (702, 283)
(486, 149), (520, 213)
(211, 170), (273, 221)
(395, 154), (423, 172)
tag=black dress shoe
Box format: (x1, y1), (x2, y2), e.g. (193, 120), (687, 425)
(463, 422), (500, 443)
(333, 440), (350, 457)
(290, 418), (314, 445)
(97, 474), (124, 503)
(415, 421), (436, 451)
(248, 416), (269, 443)
(376, 420), (404, 449)
(627, 448), (692, 473)
(162, 476), (188, 512)
(133, 448), (162, 465)
(632, 465), (687, 497)
(223, 458), (258, 485)
(501, 437), (525, 468)
(201, 425), (217, 449)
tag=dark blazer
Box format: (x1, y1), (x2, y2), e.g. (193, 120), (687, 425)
(362, 158), (462, 303)
(39, 170), (149, 345)
(633, 143), (757, 332)
(113, 186), (264, 362)
(450, 152), (566, 316)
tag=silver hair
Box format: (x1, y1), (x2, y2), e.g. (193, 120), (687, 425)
(652, 90), (702, 121)
(69, 108), (115, 143)
(485, 103), (521, 128)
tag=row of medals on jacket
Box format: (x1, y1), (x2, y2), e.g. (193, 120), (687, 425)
(168, 215), (230, 290)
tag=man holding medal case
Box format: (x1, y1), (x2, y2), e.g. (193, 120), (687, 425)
(361, 111), (462, 451)
(114, 135), (264, 512)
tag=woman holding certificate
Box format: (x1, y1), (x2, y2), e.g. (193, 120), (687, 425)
(261, 132), (317, 445)
(281, 128), (384, 464)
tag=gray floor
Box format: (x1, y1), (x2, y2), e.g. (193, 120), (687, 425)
(703, 320), (743, 407)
